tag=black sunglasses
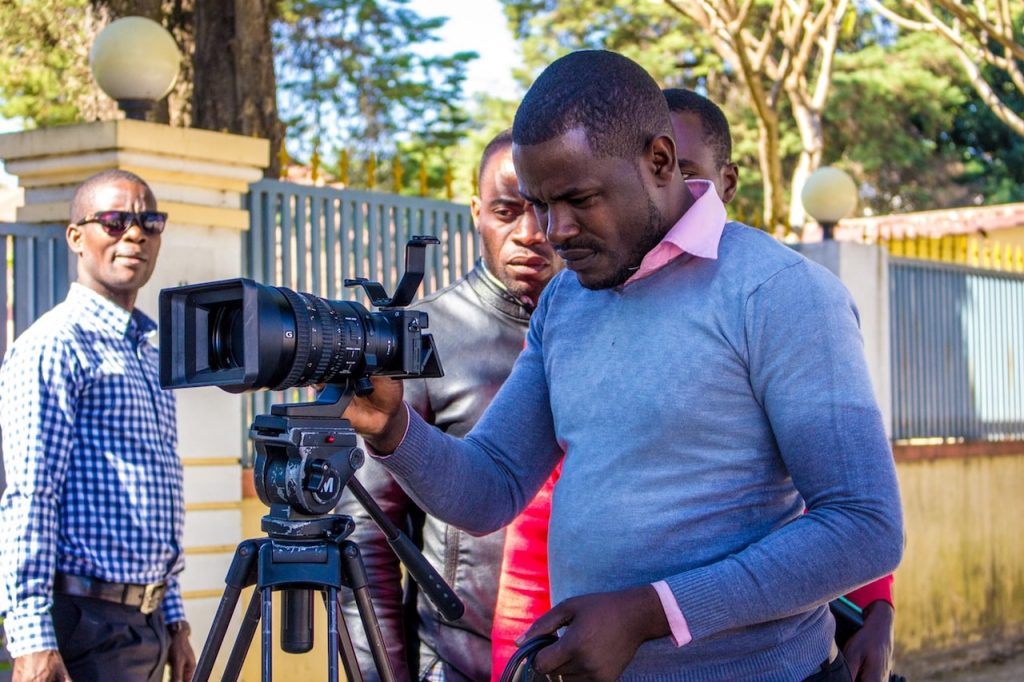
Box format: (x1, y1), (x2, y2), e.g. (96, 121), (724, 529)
(74, 210), (168, 236)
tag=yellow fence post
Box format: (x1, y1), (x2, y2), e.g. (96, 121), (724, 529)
(366, 152), (377, 191)
(956, 235), (969, 264)
(278, 137), (290, 180)
(392, 155), (403, 194)
(419, 159), (428, 197)
(311, 145), (320, 184)
(890, 237), (905, 258)
(338, 149), (350, 187)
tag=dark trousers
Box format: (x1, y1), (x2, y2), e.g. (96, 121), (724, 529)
(52, 592), (169, 682)
(801, 648), (853, 682)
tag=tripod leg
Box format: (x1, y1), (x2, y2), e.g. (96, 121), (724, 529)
(221, 587), (262, 682)
(261, 586), (274, 682)
(194, 540), (261, 682)
(325, 587), (341, 682)
(340, 541), (397, 682)
(329, 592), (364, 682)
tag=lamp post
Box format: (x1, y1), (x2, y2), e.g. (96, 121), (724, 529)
(90, 17), (181, 121)
(800, 166), (858, 241)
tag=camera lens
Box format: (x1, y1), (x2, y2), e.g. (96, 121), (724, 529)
(209, 303), (244, 370)
(160, 276), (441, 393)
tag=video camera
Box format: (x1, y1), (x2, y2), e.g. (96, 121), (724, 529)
(157, 237), (462, 681)
(159, 235), (443, 397)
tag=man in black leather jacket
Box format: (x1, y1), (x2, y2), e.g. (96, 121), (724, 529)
(338, 129), (560, 681)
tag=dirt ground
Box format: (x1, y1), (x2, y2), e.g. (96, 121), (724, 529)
(896, 636), (1024, 681)
(924, 651), (1024, 681)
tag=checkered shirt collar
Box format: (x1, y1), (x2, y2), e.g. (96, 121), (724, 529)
(67, 283), (157, 341)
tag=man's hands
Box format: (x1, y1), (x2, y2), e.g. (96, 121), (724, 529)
(843, 600), (894, 682)
(339, 376), (408, 454)
(12, 650), (71, 682)
(516, 586), (670, 681)
(167, 621), (196, 682)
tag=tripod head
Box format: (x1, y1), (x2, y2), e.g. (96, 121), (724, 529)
(250, 383), (464, 622)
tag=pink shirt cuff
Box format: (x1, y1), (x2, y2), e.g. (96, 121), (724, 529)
(652, 580), (692, 647)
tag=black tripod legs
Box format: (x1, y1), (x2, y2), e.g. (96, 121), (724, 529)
(223, 588), (262, 681)
(195, 539), (264, 681)
(340, 541), (395, 682)
(192, 533), (398, 682)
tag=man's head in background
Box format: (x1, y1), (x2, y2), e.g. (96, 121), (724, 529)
(66, 169), (164, 310)
(662, 88), (738, 204)
(473, 129), (560, 308)
(511, 50), (690, 290)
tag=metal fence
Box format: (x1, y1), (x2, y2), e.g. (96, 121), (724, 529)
(244, 180), (478, 423)
(890, 257), (1024, 442)
(0, 223), (74, 362)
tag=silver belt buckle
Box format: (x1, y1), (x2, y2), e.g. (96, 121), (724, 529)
(140, 582), (166, 614)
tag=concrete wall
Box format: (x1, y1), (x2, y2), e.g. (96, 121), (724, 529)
(894, 450), (1024, 660)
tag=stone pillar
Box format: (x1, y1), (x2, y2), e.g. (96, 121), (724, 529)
(794, 241), (892, 436)
(0, 120), (270, 656)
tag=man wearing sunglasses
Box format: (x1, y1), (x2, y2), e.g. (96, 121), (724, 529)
(0, 170), (195, 681)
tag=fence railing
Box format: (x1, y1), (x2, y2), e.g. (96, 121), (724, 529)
(890, 257), (1024, 442)
(243, 180), (478, 429)
(1, 223), (74, 362)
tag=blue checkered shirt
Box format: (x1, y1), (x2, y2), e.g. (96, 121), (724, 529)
(0, 283), (185, 657)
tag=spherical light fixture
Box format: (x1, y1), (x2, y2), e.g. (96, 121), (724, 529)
(90, 17), (181, 121)
(801, 166), (858, 240)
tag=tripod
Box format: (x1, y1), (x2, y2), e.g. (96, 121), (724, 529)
(193, 385), (464, 682)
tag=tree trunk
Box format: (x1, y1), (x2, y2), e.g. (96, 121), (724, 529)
(192, 0), (281, 177)
(756, 114), (787, 234)
(787, 97), (825, 230)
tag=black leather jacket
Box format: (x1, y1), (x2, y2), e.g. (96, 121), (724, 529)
(338, 262), (533, 681)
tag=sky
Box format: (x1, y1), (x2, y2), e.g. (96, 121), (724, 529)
(0, 1), (522, 187)
(408, 0), (523, 100)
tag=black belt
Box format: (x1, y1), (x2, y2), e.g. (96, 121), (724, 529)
(54, 573), (166, 615)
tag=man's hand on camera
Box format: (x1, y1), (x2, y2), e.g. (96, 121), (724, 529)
(516, 585), (670, 681)
(340, 376), (408, 455)
(12, 650), (71, 682)
(843, 600), (894, 682)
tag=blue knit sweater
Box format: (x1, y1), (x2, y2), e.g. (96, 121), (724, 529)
(380, 223), (904, 680)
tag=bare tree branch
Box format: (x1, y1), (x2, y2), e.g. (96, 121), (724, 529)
(884, 1), (1024, 137)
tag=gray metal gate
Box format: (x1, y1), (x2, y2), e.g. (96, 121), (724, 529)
(0, 222), (74, 362)
(890, 258), (1024, 442)
(243, 180), (478, 423)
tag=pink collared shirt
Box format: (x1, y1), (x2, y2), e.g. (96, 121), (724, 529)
(625, 179), (726, 286)
(637, 179), (728, 647)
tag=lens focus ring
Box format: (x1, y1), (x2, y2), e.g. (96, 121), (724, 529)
(274, 287), (313, 390)
(305, 296), (337, 383)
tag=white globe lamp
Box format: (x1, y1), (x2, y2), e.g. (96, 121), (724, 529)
(90, 17), (181, 120)
(800, 166), (858, 240)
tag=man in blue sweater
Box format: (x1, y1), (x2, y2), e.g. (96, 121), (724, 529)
(343, 50), (903, 681)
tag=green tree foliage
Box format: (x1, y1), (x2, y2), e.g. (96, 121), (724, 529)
(275, 0), (476, 162)
(0, 0), (475, 185)
(949, 61), (1024, 204)
(825, 32), (971, 213)
(497, 0), (1019, 220)
(0, 0), (104, 127)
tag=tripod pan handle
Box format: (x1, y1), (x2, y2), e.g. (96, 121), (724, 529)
(388, 531), (465, 621)
(347, 477), (465, 621)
